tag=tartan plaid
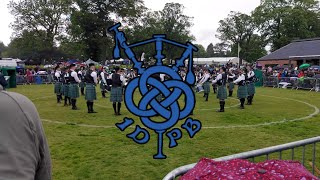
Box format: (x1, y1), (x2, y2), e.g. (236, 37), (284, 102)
(228, 82), (235, 91)
(68, 84), (80, 99)
(247, 83), (256, 95)
(203, 82), (211, 93)
(156, 94), (162, 102)
(62, 84), (69, 97)
(216, 85), (227, 100)
(85, 84), (97, 101)
(237, 85), (248, 99)
(110, 87), (123, 102)
(54, 82), (62, 94)
(79, 82), (86, 88)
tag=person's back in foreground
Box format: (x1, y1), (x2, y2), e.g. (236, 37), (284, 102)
(0, 85), (52, 180)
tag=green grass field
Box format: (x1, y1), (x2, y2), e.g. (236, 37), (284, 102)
(8, 85), (320, 179)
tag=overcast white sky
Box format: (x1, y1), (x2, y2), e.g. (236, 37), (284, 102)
(0, 0), (260, 48)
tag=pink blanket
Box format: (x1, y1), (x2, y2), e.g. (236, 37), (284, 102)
(180, 158), (319, 180)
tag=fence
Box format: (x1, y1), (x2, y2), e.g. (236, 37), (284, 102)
(263, 76), (319, 92)
(16, 74), (54, 85)
(163, 136), (320, 180)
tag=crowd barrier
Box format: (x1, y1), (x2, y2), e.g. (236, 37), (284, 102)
(16, 74), (54, 85)
(263, 76), (319, 92)
(163, 136), (320, 179)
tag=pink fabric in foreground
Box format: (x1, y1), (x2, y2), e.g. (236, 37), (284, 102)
(180, 158), (319, 180)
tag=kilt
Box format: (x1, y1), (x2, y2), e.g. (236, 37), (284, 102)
(237, 85), (248, 99)
(54, 82), (62, 94)
(79, 82), (86, 88)
(247, 83), (256, 95)
(100, 82), (106, 91)
(216, 85), (227, 100)
(110, 87), (123, 102)
(62, 84), (69, 97)
(85, 84), (97, 101)
(228, 82), (235, 91)
(156, 94), (162, 102)
(203, 82), (210, 93)
(68, 84), (80, 99)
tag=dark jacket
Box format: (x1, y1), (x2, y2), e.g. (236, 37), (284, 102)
(0, 73), (8, 89)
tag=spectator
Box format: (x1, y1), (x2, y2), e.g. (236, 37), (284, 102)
(0, 89), (52, 179)
(0, 70), (8, 90)
(298, 70), (305, 78)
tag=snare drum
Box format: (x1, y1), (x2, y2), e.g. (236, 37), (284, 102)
(196, 84), (204, 93)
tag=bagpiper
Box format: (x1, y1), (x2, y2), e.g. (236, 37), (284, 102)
(68, 64), (81, 110)
(110, 67), (124, 115)
(78, 66), (86, 96)
(212, 67), (228, 112)
(234, 67), (248, 109)
(227, 69), (236, 97)
(62, 66), (71, 106)
(246, 65), (256, 105)
(199, 69), (211, 101)
(54, 64), (63, 103)
(84, 63), (98, 113)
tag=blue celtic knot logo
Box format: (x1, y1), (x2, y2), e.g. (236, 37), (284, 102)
(109, 23), (202, 159)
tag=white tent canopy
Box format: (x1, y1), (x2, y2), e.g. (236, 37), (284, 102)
(85, 59), (100, 65)
(192, 57), (246, 65)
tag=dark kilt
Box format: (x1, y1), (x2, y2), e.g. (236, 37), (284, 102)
(54, 82), (62, 94)
(85, 84), (97, 101)
(100, 82), (106, 91)
(69, 84), (80, 99)
(62, 84), (69, 97)
(203, 82), (210, 93)
(79, 82), (86, 88)
(237, 85), (248, 99)
(228, 82), (235, 91)
(110, 87), (123, 102)
(247, 83), (256, 95)
(156, 94), (162, 102)
(216, 85), (227, 100)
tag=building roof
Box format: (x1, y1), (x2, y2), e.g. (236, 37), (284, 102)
(258, 38), (320, 61)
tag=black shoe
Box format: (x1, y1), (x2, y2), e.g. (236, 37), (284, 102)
(90, 102), (97, 113)
(239, 106), (245, 109)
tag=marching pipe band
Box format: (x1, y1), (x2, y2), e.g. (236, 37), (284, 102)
(53, 63), (258, 115)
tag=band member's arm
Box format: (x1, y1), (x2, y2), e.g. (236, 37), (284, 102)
(212, 74), (222, 84)
(120, 75), (125, 84)
(228, 74), (235, 79)
(100, 72), (107, 84)
(91, 71), (98, 84)
(55, 72), (60, 79)
(248, 71), (255, 78)
(234, 75), (245, 84)
(71, 71), (81, 83)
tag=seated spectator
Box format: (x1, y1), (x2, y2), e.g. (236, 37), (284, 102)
(0, 88), (52, 180)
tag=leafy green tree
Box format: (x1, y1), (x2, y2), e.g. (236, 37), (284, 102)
(5, 30), (61, 63)
(253, 0), (320, 50)
(212, 42), (230, 57)
(69, 0), (145, 62)
(194, 44), (207, 58)
(206, 43), (214, 57)
(9, 0), (72, 59)
(216, 11), (266, 62)
(0, 42), (6, 58)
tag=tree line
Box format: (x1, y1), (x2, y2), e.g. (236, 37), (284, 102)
(0, 0), (319, 64)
